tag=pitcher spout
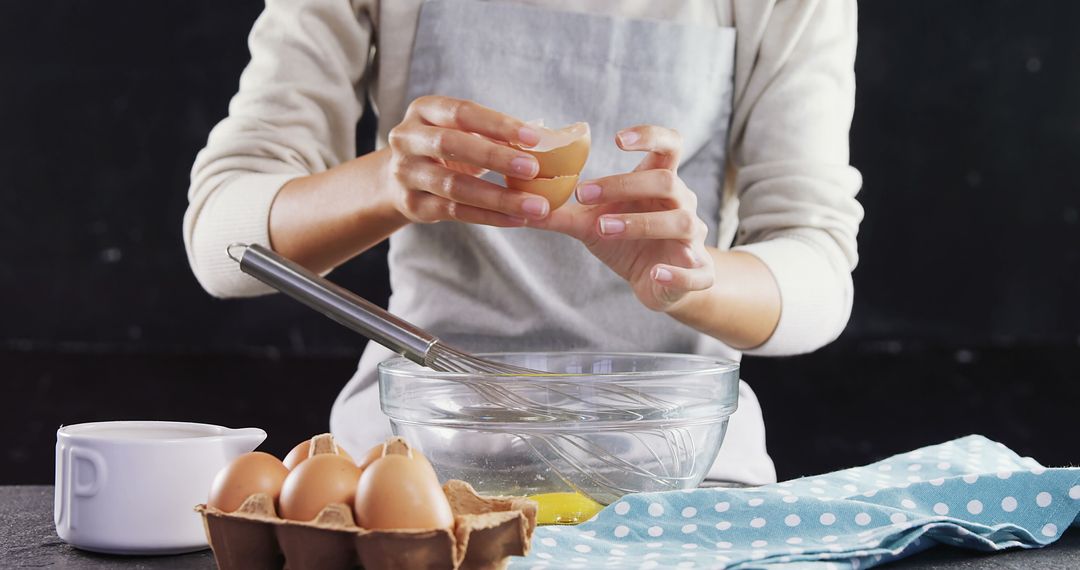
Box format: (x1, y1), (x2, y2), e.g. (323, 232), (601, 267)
(221, 427), (266, 457)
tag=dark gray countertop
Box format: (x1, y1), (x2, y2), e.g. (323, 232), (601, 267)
(3, 486), (1076, 568)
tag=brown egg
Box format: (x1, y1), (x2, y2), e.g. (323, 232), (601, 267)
(279, 454), (362, 521)
(207, 452), (289, 513)
(283, 436), (354, 470)
(354, 454), (454, 530)
(512, 122), (591, 178)
(505, 174), (580, 209)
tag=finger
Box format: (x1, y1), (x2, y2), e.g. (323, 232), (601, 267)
(446, 133), (494, 176)
(406, 95), (541, 147)
(651, 263), (714, 293)
(397, 157), (550, 219)
(447, 201), (528, 228)
(616, 125), (683, 171)
(401, 189), (527, 227)
(400, 189), (450, 224)
(392, 125), (539, 179)
(577, 169), (694, 208)
(596, 209), (707, 241)
(445, 161), (488, 177)
(526, 202), (592, 240)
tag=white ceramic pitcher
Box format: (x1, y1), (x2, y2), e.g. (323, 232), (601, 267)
(54, 421), (265, 555)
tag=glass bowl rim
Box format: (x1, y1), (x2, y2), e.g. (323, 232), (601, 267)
(378, 351), (740, 382)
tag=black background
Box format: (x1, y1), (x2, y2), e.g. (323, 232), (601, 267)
(1, 0), (1077, 484)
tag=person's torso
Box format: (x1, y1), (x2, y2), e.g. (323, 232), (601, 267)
(331, 0), (776, 486)
(384, 0), (736, 355)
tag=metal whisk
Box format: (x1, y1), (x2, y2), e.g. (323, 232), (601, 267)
(227, 243), (700, 502)
(226, 243), (523, 374)
(227, 244), (674, 412)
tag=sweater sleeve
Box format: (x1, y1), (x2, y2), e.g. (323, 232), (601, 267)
(728, 0), (865, 355)
(183, 0), (375, 298)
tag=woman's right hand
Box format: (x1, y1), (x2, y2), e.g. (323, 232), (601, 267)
(385, 96), (550, 227)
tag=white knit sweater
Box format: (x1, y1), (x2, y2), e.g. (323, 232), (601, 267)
(184, 0), (863, 357)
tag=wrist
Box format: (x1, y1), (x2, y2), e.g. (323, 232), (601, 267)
(665, 249), (781, 350)
(367, 147), (410, 228)
(268, 147), (409, 272)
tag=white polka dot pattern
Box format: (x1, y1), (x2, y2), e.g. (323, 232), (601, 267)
(513, 436), (1078, 570)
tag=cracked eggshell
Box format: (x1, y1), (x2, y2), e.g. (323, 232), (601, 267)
(513, 121), (590, 178)
(506, 174), (580, 209)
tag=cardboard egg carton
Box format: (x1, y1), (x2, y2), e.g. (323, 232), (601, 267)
(196, 479), (537, 570)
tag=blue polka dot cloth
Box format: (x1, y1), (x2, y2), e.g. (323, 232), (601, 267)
(509, 435), (1079, 569)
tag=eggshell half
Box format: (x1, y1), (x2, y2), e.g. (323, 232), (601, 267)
(207, 452), (289, 513)
(513, 122), (590, 178)
(279, 454), (362, 522)
(354, 454), (455, 531)
(506, 174), (580, 209)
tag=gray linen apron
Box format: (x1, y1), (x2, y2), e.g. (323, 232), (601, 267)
(331, 0), (772, 485)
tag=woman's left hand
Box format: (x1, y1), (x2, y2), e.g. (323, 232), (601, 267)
(535, 125), (715, 312)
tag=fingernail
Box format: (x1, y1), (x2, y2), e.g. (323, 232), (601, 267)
(617, 130), (640, 147)
(577, 183), (602, 204)
(518, 127), (541, 147)
(511, 156), (539, 177)
(599, 217), (626, 235)
(521, 197), (549, 218)
(653, 267), (674, 283)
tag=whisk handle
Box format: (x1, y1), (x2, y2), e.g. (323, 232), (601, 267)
(229, 243), (436, 364)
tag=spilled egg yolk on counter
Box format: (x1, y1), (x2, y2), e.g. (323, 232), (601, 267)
(528, 491), (604, 525)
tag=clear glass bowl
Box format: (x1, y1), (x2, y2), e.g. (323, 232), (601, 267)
(379, 352), (739, 507)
